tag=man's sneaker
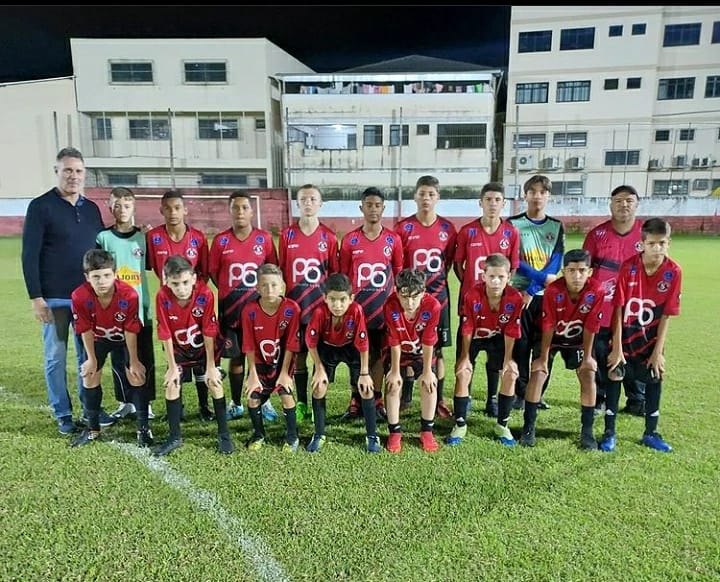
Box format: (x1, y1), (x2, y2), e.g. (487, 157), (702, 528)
(386, 432), (402, 453)
(375, 398), (387, 422)
(341, 398), (362, 422)
(111, 402), (136, 419)
(246, 435), (265, 451)
(218, 433), (235, 455)
(365, 435), (382, 454)
(420, 431), (440, 453)
(70, 429), (99, 448)
(99, 411), (117, 427)
(261, 400), (278, 422)
(436, 400), (452, 419)
(599, 431), (616, 453)
(512, 395), (525, 410)
(484, 396), (498, 418)
(296, 401), (311, 422)
(306, 434), (326, 453)
(57, 415), (78, 435)
(494, 424), (516, 447)
(153, 438), (183, 457)
(199, 405), (215, 422)
(580, 432), (598, 451)
(520, 426), (536, 447)
(147, 404), (155, 420)
(446, 424), (467, 446)
(537, 399), (551, 410)
(282, 438), (300, 453)
(225, 401), (245, 420)
(594, 403), (606, 417)
(136, 428), (154, 448)
(641, 432), (672, 452)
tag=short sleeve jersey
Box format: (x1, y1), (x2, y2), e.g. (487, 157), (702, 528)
(72, 280), (142, 342)
(541, 278), (606, 349)
(147, 225), (209, 284)
(459, 283), (523, 340)
(241, 298), (302, 366)
(384, 293), (440, 366)
(305, 302), (369, 352)
(508, 213), (565, 294)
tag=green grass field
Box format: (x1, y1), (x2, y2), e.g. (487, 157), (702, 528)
(1, 235), (719, 581)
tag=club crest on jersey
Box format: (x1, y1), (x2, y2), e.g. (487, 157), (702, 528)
(114, 312), (127, 322)
(503, 228), (512, 237)
(346, 320), (354, 328)
(345, 331), (354, 339)
(663, 271), (673, 281)
(280, 320), (289, 330)
(249, 310), (256, 320)
(439, 231), (448, 241)
(318, 241), (328, 252)
(152, 235), (162, 245)
(255, 235), (265, 244)
(287, 229), (295, 240)
(132, 247), (144, 258)
(504, 303), (515, 312)
(350, 236), (359, 246)
(499, 238), (509, 249)
(192, 307), (204, 317)
(579, 304), (591, 314)
(117, 300), (128, 309)
(253, 245), (264, 255)
(186, 248), (197, 259)
(220, 236), (229, 246)
(196, 296), (207, 306)
(404, 223), (413, 232)
(385, 235), (394, 244)
(469, 228), (477, 237)
(545, 233), (555, 243)
(499, 313), (510, 324)
(473, 302), (481, 312)
(630, 265), (638, 275)
(441, 222), (449, 230)
(657, 281), (669, 292)
(392, 312), (400, 321)
(190, 238), (198, 247)
(384, 246), (392, 257)
(420, 311), (431, 321)
(162, 299), (171, 309)
(585, 293), (595, 303)
(556, 293), (564, 302)
(635, 241), (643, 252)
(284, 308), (294, 317)
(415, 323), (426, 332)
(321, 231), (327, 240)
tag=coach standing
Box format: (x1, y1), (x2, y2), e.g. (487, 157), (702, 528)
(22, 147), (104, 434)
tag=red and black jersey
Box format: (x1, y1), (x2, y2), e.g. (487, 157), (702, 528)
(383, 293), (440, 367)
(72, 280), (142, 342)
(208, 227), (278, 328)
(454, 219), (520, 313)
(394, 214), (457, 312)
(459, 283), (523, 340)
(146, 224), (209, 284)
(156, 280), (218, 366)
(279, 223), (339, 324)
(583, 218), (643, 325)
(541, 278), (606, 349)
(339, 227), (403, 330)
(241, 297), (301, 366)
(305, 302), (369, 352)
(614, 254), (682, 360)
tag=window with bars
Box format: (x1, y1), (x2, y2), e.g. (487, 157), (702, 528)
(516, 82), (548, 104)
(605, 150), (640, 166)
(705, 76), (720, 98)
(198, 119), (239, 139)
(679, 128), (695, 142)
(627, 77), (642, 89)
(513, 133), (546, 148)
(129, 118), (170, 140)
(557, 80), (591, 102)
(655, 129), (671, 142)
(363, 125), (383, 146)
(416, 124), (430, 135)
(552, 181), (585, 196)
(653, 180), (689, 196)
(110, 62), (153, 83)
(658, 77), (695, 100)
(390, 124), (409, 146)
(106, 174), (138, 186)
(200, 174), (248, 187)
(94, 117), (112, 140)
(553, 132), (587, 147)
(184, 62), (227, 83)
(436, 124), (486, 149)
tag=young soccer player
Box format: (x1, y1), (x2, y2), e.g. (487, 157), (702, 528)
(304, 273), (380, 453)
(606, 218), (682, 453)
(241, 264), (302, 452)
(521, 249), (606, 449)
(383, 269), (441, 453)
(395, 175), (457, 418)
(152, 256), (233, 456)
(97, 187), (156, 422)
(146, 190), (214, 422)
(69, 249), (148, 447)
(279, 184), (339, 423)
(447, 254), (524, 447)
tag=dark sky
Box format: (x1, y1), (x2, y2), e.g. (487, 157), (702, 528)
(0, 6), (510, 83)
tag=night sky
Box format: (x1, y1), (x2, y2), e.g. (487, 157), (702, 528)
(0, 6), (510, 83)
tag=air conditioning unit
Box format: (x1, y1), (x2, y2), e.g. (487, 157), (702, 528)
(672, 155), (687, 168)
(566, 156), (585, 170)
(648, 158), (662, 170)
(514, 154), (534, 171)
(691, 157), (701, 168)
(541, 156), (561, 171)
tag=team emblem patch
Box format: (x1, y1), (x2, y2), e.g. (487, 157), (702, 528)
(346, 320), (355, 328)
(284, 308), (294, 317)
(253, 245), (264, 256)
(220, 236), (229, 246)
(350, 237), (359, 246)
(385, 235), (394, 244)
(132, 248), (144, 258)
(556, 293), (564, 302)
(634, 241), (643, 252)
(503, 229), (512, 237)
(579, 304), (591, 314)
(192, 307), (204, 317)
(196, 296), (207, 306)
(439, 231), (448, 241)
(114, 312), (127, 322)
(545, 233), (555, 243)
(186, 248), (197, 258)
(318, 241), (328, 252)
(469, 228), (477, 237)
(152, 235), (162, 245)
(504, 303), (515, 312)
(657, 281), (669, 292)
(190, 238), (198, 247)
(663, 271), (673, 281)
(499, 314), (510, 324)
(585, 293), (595, 303)
(473, 302), (481, 312)
(392, 312), (400, 321)
(404, 223), (413, 232)
(118, 300), (129, 309)
(255, 235), (265, 244)
(280, 320), (288, 330)
(384, 246), (392, 257)
(499, 239), (509, 249)
(421, 311), (431, 321)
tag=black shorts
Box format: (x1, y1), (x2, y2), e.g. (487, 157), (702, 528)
(220, 324), (243, 360)
(542, 345), (586, 371)
(624, 356), (661, 385)
(317, 342), (361, 387)
(382, 352), (436, 380)
(92, 340), (136, 393)
(180, 363), (209, 384)
(435, 303), (452, 349)
(247, 362), (292, 401)
(367, 329), (384, 364)
(468, 335), (506, 371)
(297, 323), (308, 353)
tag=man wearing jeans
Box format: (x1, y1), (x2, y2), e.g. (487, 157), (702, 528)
(21, 147), (107, 434)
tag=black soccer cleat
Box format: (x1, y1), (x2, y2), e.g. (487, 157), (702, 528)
(153, 438), (183, 457)
(136, 428), (154, 448)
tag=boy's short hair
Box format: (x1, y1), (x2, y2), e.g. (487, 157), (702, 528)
(523, 174), (552, 195)
(324, 273), (352, 295)
(484, 253), (511, 272)
(56, 147), (83, 163)
(229, 190), (251, 204)
(642, 217), (671, 239)
(395, 269), (426, 295)
(257, 263), (283, 278)
(481, 182), (505, 197)
(161, 190), (184, 204)
(610, 184), (639, 198)
(415, 175), (439, 191)
(163, 255), (194, 279)
(110, 187), (135, 201)
(297, 183), (321, 197)
(563, 249), (591, 267)
(361, 186), (384, 201)
(83, 249), (115, 273)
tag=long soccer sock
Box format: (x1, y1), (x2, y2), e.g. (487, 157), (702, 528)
(436, 378), (445, 403)
(166, 398), (182, 441)
(453, 396), (470, 427)
(312, 396), (326, 436)
(84, 387), (102, 431)
(388, 423), (402, 434)
(644, 382), (662, 434)
(497, 394), (514, 428)
(361, 396), (377, 437)
(486, 363), (499, 400)
(604, 380), (620, 434)
(295, 370), (309, 406)
(229, 373), (244, 407)
(213, 396), (229, 436)
(523, 401), (539, 431)
(581, 405), (595, 435)
(420, 418), (435, 433)
(248, 405), (265, 438)
(401, 379), (414, 405)
(131, 387), (149, 431)
(195, 381), (209, 409)
(284, 406), (298, 442)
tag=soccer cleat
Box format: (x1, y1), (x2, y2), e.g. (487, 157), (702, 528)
(580, 432), (598, 451)
(436, 399), (452, 419)
(70, 429), (100, 448)
(537, 399), (551, 410)
(152, 438), (183, 457)
(420, 431), (440, 453)
(218, 433), (235, 455)
(641, 432), (672, 453)
(341, 398), (362, 422)
(136, 428), (154, 448)
(246, 435), (265, 451)
(199, 405), (215, 422)
(295, 401), (311, 422)
(306, 434), (326, 453)
(282, 438), (300, 453)
(484, 396), (499, 418)
(261, 400), (278, 422)
(520, 426), (536, 447)
(365, 435), (382, 454)
(445, 424), (467, 446)
(57, 416), (78, 435)
(599, 431), (616, 453)
(494, 424), (516, 447)
(375, 398), (388, 422)
(225, 401), (245, 420)
(111, 402), (136, 419)
(386, 432), (402, 453)
(99, 411), (117, 427)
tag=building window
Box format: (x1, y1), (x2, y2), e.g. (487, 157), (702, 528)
(604, 78), (619, 90)
(518, 30), (552, 52)
(437, 124), (487, 149)
(692, 179), (710, 191)
(627, 77), (642, 89)
(557, 80), (591, 102)
(200, 174), (248, 187)
(129, 118), (170, 140)
(609, 25), (623, 37)
(198, 119), (238, 139)
(605, 150), (640, 166)
(363, 125), (383, 146)
(513, 133), (546, 148)
(705, 75), (720, 98)
(652, 180), (689, 196)
(560, 27), (595, 50)
(94, 117), (112, 140)
(416, 124), (430, 135)
(658, 77), (695, 100)
(255, 117), (266, 130)
(713, 22), (720, 43)
(390, 124), (409, 146)
(516, 82), (549, 104)
(663, 23), (701, 47)
(553, 132), (587, 147)
(632, 23), (646, 35)
(552, 181), (585, 196)
(289, 124), (357, 150)
(106, 174), (138, 186)
(110, 62), (153, 83)
(184, 62), (227, 83)
(655, 129), (671, 142)
(679, 128), (695, 141)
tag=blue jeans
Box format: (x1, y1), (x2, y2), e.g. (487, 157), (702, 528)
(43, 298), (85, 420)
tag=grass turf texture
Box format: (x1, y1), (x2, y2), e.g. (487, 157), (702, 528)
(1, 235), (719, 581)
